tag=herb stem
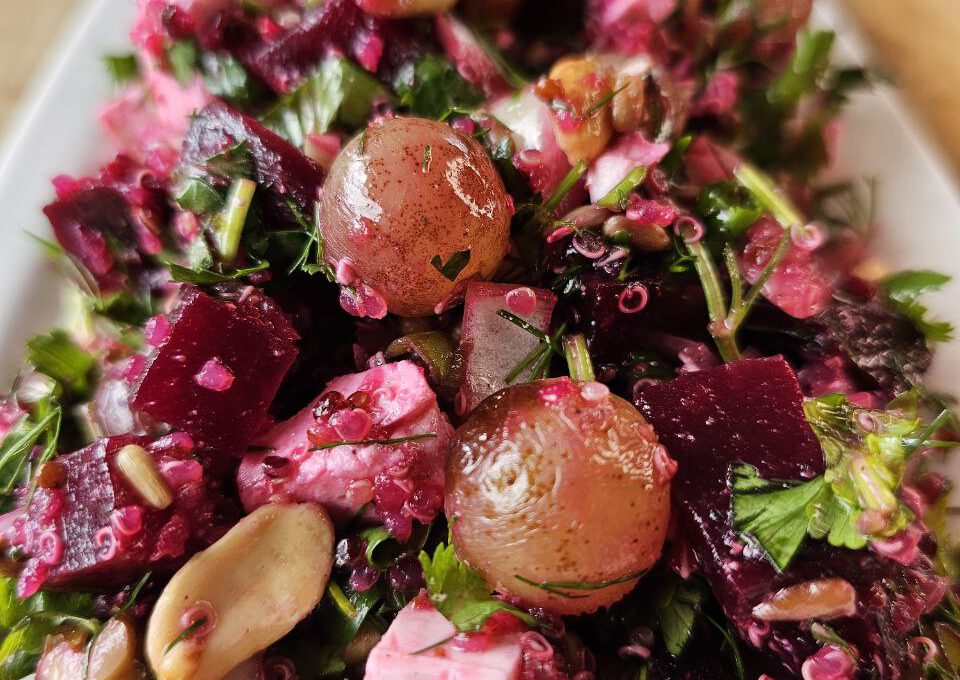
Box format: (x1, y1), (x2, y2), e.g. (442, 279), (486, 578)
(213, 178), (256, 262)
(562, 334), (595, 382)
(732, 229), (790, 327)
(543, 161), (587, 213)
(308, 433), (437, 451)
(734, 164), (803, 228)
(903, 408), (953, 456)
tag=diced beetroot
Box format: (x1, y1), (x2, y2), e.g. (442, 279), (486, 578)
(692, 70), (740, 118)
(435, 14), (511, 98)
(569, 272), (709, 364)
(130, 286), (299, 457)
(740, 217), (833, 320)
(585, 132), (670, 204)
(180, 100), (324, 219)
(635, 357), (945, 674)
(239, 0), (431, 93)
(457, 282), (557, 414)
(365, 598), (524, 680)
(9, 434), (221, 597)
(238, 360), (452, 539)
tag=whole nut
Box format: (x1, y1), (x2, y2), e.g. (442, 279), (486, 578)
(145, 504), (334, 680)
(547, 56), (614, 165)
(602, 215), (672, 252)
(88, 617), (139, 680)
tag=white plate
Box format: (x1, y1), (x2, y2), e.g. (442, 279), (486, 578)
(0, 0), (958, 393)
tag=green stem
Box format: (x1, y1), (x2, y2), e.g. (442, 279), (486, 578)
(213, 178), (256, 262)
(543, 161), (587, 212)
(562, 334), (596, 382)
(723, 244), (743, 312)
(686, 241), (728, 326)
(734, 163), (803, 227)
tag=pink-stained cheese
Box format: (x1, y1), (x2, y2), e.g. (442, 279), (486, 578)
(238, 361), (452, 535)
(365, 601), (523, 680)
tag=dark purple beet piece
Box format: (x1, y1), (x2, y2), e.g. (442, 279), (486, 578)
(131, 286), (298, 457)
(43, 155), (170, 294)
(570, 272), (708, 363)
(636, 357), (941, 675)
(10, 434), (220, 596)
(242, 0), (432, 93)
(180, 100), (324, 214)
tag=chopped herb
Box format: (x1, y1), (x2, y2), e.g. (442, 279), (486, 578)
(115, 572), (152, 618)
(514, 569), (647, 600)
(656, 578), (705, 656)
(0, 406), (59, 496)
(496, 309), (549, 341)
(421, 145), (432, 174)
(418, 541), (535, 632)
(166, 40), (200, 86)
(704, 614), (746, 680)
(880, 270), (954, 342)
(309, 433), (438, 451)
(581, 84), (628, 119)
(598, 166), (648, 209)
(205, 141), (254, 180)
(26, 330), (95, 398)
(200, 52), (261, 108)
(411, 634), (456, 655)
(730, 463), (827, 570)
(696, 182), (763, 243)
(393, 55), (483, 120)
(543, 161), (588, 212)
(262, 57), (391, 146)
(164, 617), (208, 654)
(103, 53), (139, 85)
(167, 260), (270, 285)
(176, 178), (223, 214)
(430, 249), (471, 282)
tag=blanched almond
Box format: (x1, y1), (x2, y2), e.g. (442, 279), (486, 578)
(145, 504), (334, 680)
(547, 56), (614, 165)
(88, 618), (139, 680)
(752, 577), (857, 622)
(36, 637), (86, 680)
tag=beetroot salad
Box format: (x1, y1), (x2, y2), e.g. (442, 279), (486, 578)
(0, 0), (957, 678)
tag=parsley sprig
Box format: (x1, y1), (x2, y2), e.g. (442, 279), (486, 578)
(732, 392), (956, 570)
(418, 542), (535, 633)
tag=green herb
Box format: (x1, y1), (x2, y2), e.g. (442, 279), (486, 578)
(0, 406), (60, 496)
(497, 312), (567, 384)
(656, 578), (705, 656)
(514, 569), (647, 600)
(115, 572), (151, 618)
(167, 260), (270, 285)
(212, 178), (256, 261)
(543, 161), (588, 212)
(421, 145), (432, 174)
(411, 634), (456, 655)
(176, 178), (223, 214)
(733, 392), (951, 569)
(696, 182), (763, 243)
(166, 40), (200, 85)
(686, 163), (797, 362)
(309, 433), (438, 452)
(430, 249), (471, 282)
(496, 310), (549, 341)
(561, 334), (595, 382)
(103, 53), (139, 85)
(704, 614), (746, 680)
(385, 331), (455, 383)
(880, 270), (953, 342)
(200, 52), (260, 108)
(730, 464), (827, 570)
(360, 526), (403, 569)
(205, 141), (254, 180)
(418, 542), (535, 632)
(164, 617), (207, 654)
(581, 84), (627, 118)
(393, 55), (484, 120)
(262, 57), (391, 146)
(768, 31), (835, 108)
(660, 134), (693, 177)
(598, 167), (648, 209)
(0, 577), (97, 679)
(26, 331), (95, 398)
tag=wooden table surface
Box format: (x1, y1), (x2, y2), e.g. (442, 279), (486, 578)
(1, 0), (959, 176)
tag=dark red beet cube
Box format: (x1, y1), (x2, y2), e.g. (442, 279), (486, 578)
(180, 101), (324, 219)
(242, 0), (431, 93)
(636, 357), (942, 674)
(11, 434), (221, 596)
(131, 286), (299, 457)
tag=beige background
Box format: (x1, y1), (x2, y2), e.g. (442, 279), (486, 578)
(1, 0), (959, 176)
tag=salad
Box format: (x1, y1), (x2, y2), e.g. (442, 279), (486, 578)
(0, 0), (957, 678)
